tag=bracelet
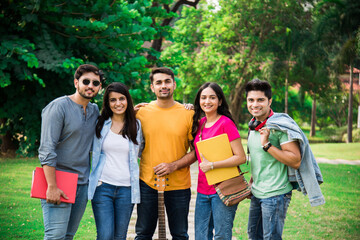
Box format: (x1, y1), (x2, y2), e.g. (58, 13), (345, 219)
(210, 162), (214, 170)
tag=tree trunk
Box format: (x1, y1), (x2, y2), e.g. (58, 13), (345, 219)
(357, 72), (360, 129)
(147, 0), (201, 62)
(229, 85), (246, 126)
(182, 94), (187, 104)
(310, 96), (316, 137)
(148, 38), (163, 62)
(284, 72), (289, 114)
(347, 63), (353, 143)
(0, 118), (17, 157)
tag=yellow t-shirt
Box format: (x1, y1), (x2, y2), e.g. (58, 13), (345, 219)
(137, 101), (194, 191)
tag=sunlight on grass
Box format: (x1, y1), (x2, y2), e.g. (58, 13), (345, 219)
(310, 143), (360, 160)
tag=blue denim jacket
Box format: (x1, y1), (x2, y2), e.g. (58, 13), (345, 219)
(266, 113), (325, 207)
(88, 118), (143, 204)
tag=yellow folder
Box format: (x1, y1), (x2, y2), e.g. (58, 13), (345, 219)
(196, 133), (239, 185)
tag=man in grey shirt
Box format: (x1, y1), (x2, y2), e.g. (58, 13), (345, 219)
(38, 64), (103, 239)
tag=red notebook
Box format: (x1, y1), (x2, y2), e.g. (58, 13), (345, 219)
(30, 167), (78, 204)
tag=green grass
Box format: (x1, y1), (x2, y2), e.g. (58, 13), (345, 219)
(241, 140), (360, 161)
(234, 163), (360, 239)
(0, 158), (96, 240)
(309, 143), (360, 160)
(1, 156), (359, 239)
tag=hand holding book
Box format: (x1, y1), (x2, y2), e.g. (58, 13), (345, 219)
(46, 184), (69, 205)
(196, 134), (239, 185)
(31, 167), (78, 204)
(199, 153), (213, 173)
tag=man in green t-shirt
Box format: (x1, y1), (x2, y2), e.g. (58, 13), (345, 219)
(245, 79), (301, 240)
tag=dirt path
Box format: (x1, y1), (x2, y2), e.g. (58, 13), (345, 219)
(316, 158), (360, 165)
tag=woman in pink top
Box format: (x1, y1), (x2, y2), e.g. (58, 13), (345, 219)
(192, 82), (246, 240)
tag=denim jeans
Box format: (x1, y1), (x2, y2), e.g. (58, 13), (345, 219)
(195, 193), (238, 240)
(247, 191), (292, 240)
(91, 182), (134, 240)
(135, 180), (191, 240)
(41, 184), (88, 240)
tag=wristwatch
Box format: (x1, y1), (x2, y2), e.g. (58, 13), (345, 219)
(263, 142), (272, 152)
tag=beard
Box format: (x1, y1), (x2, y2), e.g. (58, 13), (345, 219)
(79, 88), (95, 99)
(157, 94), (173, 100)
(156, 89), (173, 100)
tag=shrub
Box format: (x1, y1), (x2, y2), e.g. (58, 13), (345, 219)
(321, 126), (347, 142)
(342, 128), (360, 142)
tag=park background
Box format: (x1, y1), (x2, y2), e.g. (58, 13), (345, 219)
(0, 0), (359, 239)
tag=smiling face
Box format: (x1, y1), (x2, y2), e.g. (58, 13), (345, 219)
(108, 92), (128, 116)
(75, 72), (102, 100)
(246, 90), (272, 121)
(199, 87), (222, 115)
(150, 73), (176, 100)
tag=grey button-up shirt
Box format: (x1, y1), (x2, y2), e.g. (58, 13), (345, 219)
(38, 96), (99, 184)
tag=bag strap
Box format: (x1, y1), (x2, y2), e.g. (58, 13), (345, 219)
(198, 119), (207, 141)
(246, 129), (250, 165)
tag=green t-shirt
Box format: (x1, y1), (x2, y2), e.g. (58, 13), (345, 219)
(248, 129), (293, 199)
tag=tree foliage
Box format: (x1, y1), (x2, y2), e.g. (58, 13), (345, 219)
(315, 0), (360, 142)
(2, 0), (360, 155)
(163, 0), (315, 124)
(145, 0), (201, 62)
(0, 0), (156, 156)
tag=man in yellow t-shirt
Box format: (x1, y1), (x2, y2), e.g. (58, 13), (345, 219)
(135, 67), (196, 240)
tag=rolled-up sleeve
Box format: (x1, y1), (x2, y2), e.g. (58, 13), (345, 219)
(38, 102), (64, 167)
(138, 120), (144, 158)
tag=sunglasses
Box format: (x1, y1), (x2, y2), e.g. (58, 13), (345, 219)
(82, 79), (101, 87)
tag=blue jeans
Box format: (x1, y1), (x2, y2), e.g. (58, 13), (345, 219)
(135, 180), (191, 240)
(195, 193), (238, 240)
(91, 182), (134, 240)
(247, 191), (292, 240)
(41, 184), (88, 240)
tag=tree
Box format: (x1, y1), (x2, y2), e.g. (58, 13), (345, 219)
(292, 29), (332, 136)
(166, 0), (314, 124)
(316, 0), (360, 142)
(160, 3), (205, 103)
(145, 0), (201, 62)
(0, 0), (156, 156)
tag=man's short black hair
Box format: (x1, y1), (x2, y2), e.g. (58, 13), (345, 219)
(245, 79), (272, 99)
(74, 64), (105, 83)
(150, 67), (175, 83)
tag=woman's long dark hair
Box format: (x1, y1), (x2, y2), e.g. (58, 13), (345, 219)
(191, 82), (235, 143)
(96, 82), (139, 144)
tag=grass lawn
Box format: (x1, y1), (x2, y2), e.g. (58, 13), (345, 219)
(240, 141), (360, 161)
(234, 163), (360, 239)
(0, 156), (359, 239)
(0, 158), (96, 240)
(309, 143), (360, 160)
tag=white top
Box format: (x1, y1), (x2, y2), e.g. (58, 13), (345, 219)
(100, 130), (131, 186)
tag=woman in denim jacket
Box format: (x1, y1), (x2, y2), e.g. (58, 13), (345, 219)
(88, 82), (142, 240)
